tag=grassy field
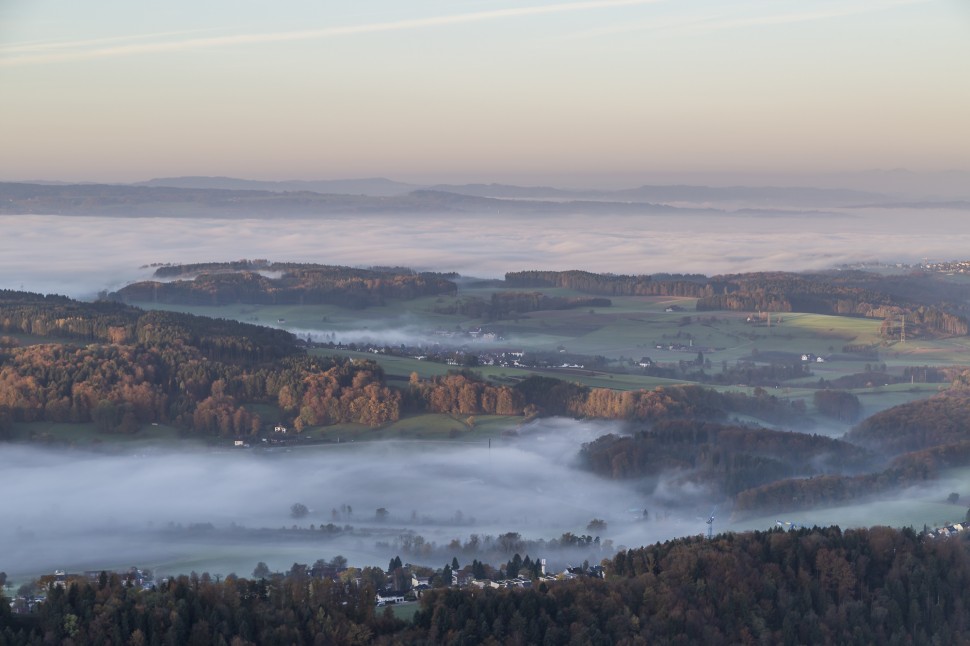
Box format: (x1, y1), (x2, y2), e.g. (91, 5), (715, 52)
(387, 602), (420, 622)
(310, 346), (685, 391)
(7, 421), (204, 449)
(123, 296), (899, 370)
(299, 413), (519, 443)
(126, 292), (970, 425)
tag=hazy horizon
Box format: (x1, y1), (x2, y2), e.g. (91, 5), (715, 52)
(2, 1), (968, 183)
(5, 168), (970, 199)
(4, 206), (970, 300)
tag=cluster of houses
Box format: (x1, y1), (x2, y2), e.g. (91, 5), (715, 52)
(919, 259), (970, 275)
(9, 568), (156, 614)
(10, 559), (611, 614)
(376, 562), (604, 607)
(924, 522), (968, 540)
(652, 342), (719, 355)
(442, 350), (526, 368)
(313, 336), (531, 370)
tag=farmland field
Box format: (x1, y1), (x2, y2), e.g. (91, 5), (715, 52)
(127, 287), (967, 429)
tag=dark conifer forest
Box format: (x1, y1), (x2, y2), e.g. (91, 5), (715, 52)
(3, 526), (970, 645)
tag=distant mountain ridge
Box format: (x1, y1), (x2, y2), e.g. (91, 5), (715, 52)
(0, 181), (846, 218)
(135, 175), (417, 196)
(139, 176), (888, 206)
(432, 182), (887, 206)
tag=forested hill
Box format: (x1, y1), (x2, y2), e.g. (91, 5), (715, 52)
(576, 389), (970, 518)
(110, 262), (458, 307)
(5, 526), (969, 645)
(846, 389), (970, 455)
(506, 269), (970, 336)
(581, 420), (874, 495)
(0, 290), (296, 362)
(729, 389), (970, 516)
(410, 526), (970, 645)
(0, 291), (810, 440)
(0, 291), (402, 435)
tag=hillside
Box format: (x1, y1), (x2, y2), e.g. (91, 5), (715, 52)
(5, 526), (970, 645)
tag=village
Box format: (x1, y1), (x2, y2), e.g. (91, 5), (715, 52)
(10, 515), (969, 616)
(5, 557), (606, 615)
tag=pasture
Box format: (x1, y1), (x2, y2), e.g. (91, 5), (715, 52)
(128, 283), (970, 427)
(302, 414), (519, 443)
(6, 421), (199, 448)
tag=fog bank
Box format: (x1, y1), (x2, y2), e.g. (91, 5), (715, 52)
(3, 207), (969, 298)
(3, 418), (966, 581)
(0, 419), (715, 579)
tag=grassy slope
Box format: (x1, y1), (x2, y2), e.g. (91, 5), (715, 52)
(77, 291), (969, 433)
(7, 421), (204, 449)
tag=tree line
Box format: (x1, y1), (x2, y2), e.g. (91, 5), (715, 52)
(506, 269), (970, 337)
(846, 390), (970, 455)
(511, 376), (806, 426)
(7, 525), (970, 645)
(0, 291), (296, 363)
(0, 339), (398, 437)
(111, 263), (457, 308)
(578, 387), (970, 517)
(580, 420), (874, 496)
(411, 526), (970, 644)
(729, 389), (970, 515)
(0, 290), (819, 440)
(432, 292), (612, 320)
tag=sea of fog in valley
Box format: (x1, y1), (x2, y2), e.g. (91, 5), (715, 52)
(2, 417), (966, 582)
(0, 419), (706, 579)
(4, 206), (970, 581)
(2, 207), (969, 299)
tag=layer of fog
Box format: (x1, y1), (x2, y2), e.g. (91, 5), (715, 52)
(0, 419), (714, 580)
(287, 326), (511, 349)
(3, 207), (970, 299)
(3, 417), (966, 582)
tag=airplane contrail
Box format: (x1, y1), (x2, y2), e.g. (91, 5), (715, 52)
(0, 0), (664, 67)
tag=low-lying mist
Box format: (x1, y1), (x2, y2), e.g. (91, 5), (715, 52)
(286, 325), (511, 348)
(3, 207), (969, 298)
(0, 419), (715, 580)
(3, 419), (966, 582)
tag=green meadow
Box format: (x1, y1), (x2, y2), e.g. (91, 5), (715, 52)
(300, 413), (519, 443)
(126, 287), (969, 430)
(6, 421), (203, 449)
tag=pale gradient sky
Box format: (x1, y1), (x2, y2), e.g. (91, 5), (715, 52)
(1, 0), (968, 184)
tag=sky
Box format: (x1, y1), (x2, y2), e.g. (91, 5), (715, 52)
(1, 0), (969, 185)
